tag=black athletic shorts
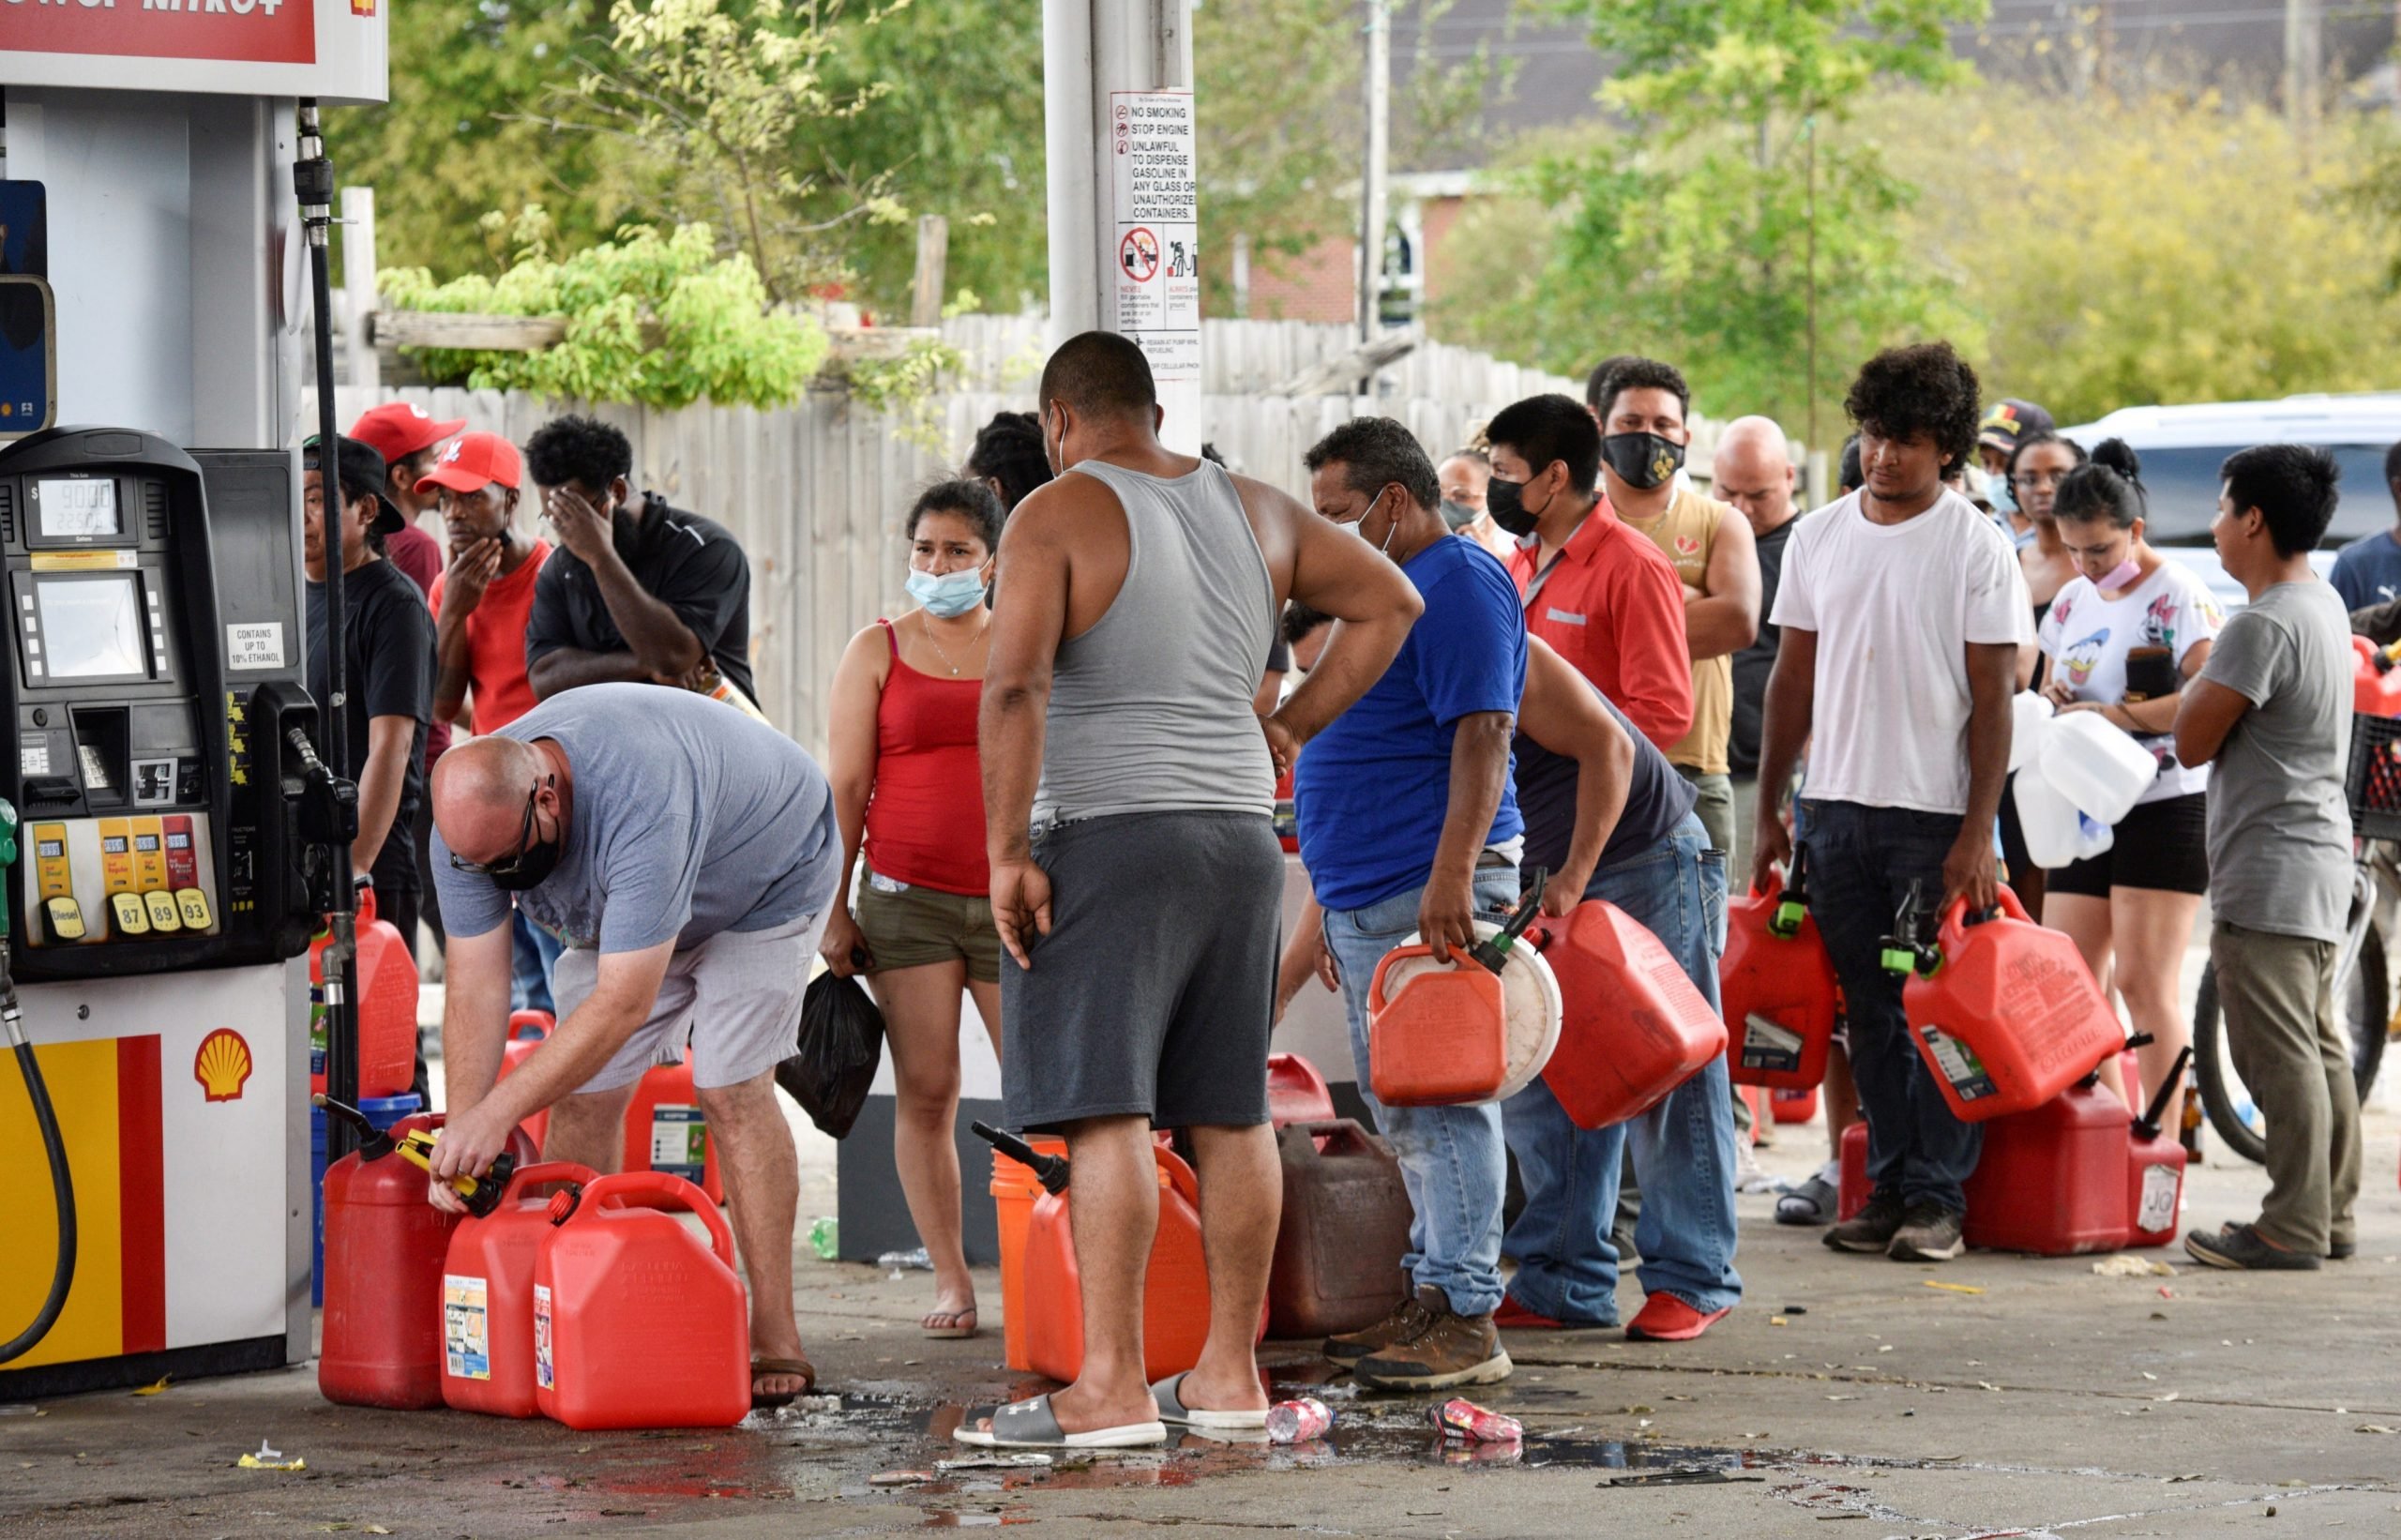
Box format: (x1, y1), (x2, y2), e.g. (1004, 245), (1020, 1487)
(2046, 790), (2209, 898)
(1000, 810), (1284, 1132)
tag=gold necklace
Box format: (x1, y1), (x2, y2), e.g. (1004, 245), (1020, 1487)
(921, 617), (989, 676)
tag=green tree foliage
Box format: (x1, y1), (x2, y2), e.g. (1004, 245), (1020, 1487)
(1441, 0), (1986, 432)
(378, 214), (831, 408)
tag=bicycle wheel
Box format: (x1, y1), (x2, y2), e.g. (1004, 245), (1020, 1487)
(2191, 924), (2387, 1167)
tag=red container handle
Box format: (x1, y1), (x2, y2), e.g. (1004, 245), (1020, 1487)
(1154, 1144), (1201, 1210)
(1937, 883), (2031, 947)
(506, 1010), (554, 1042)
(1266, 1053), (1331, 1099)
(574, 1170), (735, 1269)
(501, 1160), (596, 1201)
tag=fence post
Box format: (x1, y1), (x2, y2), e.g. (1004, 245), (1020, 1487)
(340, 186), (379, 395)
(911, 215), (950, 328)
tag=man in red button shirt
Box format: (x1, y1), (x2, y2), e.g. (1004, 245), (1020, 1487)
(1485, 394), (1694, 747)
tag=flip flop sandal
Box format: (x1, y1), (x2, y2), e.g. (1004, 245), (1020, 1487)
(1149, 1372), (1268, 1429)
(920, 1307), (979, 1340)
(749, 1355), (817, 1412)
(952, 1393), (1167, 1449)
(1775, 1174), (1838, 1227)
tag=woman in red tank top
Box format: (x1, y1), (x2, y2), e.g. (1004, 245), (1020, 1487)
(822, 480), (1004, 1338)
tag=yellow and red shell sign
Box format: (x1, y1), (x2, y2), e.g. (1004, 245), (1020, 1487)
(194, 1028), (253, 1103)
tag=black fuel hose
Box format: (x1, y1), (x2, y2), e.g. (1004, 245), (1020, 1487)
(1, 1019), (76, 1364)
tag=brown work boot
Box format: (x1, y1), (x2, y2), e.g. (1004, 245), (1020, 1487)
(1322, 1280), (1432, 1364)
(1352, 1286), (1512, 1391)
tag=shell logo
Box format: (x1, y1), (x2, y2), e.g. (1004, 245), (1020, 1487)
(195, 1029), (254, 1103)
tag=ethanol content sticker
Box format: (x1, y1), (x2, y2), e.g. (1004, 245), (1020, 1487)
(443, 1275), (491, 1381)
(1740, 1013), (1805, 1074)
(2137, 1163), (2180, 1234)
(650, 1105), (707, 1181)
(533, 1284), (553, 1389)
(1917, 1024), (1997, 1102)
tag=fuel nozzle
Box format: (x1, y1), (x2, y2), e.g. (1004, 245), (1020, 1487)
(1770, 844), (1810, 938)
(1879, 879), (1943, 978)
(1469, 868), (1549, 974)
(971, 1122), (1070, 1195)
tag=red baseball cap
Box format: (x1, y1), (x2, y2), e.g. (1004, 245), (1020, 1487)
(414, 431), (523, 497)
(348, 400), (467, 464)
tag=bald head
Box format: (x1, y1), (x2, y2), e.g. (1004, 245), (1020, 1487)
(432, 735), (565, 868)
(1712, 416), (1798, 536)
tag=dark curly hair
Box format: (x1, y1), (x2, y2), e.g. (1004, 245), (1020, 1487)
(964, 411), (1052, 515)
(524, 414), (634, 493)
(1583, 355), (1638, 412)
(906, 477), (1004, 551)
(1592, 355), (1691, 427)
(1843, 342), (1982, 479)
(1302, 416), (1441, 513)
(1282, 600), (1334, 647)
(2053, 438), (2143, 530)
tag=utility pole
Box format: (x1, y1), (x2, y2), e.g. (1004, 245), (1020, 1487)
(1356, 0), (1391, 350)
(2286, 0), (2321, 141)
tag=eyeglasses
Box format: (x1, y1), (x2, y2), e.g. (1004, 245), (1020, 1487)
(447, 779), (544, 880)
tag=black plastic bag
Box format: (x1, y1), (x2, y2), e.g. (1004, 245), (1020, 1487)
(777, 971), (886, 1139)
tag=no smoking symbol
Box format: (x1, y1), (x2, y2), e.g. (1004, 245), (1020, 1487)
(1120, 227), (1159, 282)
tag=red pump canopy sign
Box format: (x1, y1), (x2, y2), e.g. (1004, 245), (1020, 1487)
(0, 0), (385, 101)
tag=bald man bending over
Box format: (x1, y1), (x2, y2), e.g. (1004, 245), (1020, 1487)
(425, 682), (841, 1410)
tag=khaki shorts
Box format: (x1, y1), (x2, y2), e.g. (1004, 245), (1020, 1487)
(553, 910), (826, 1095)
(853, 868), (1002, 983)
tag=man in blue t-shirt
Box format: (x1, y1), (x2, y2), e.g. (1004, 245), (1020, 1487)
(1293, 417), (1527, 1391)
(2328, 441), (2401, 611)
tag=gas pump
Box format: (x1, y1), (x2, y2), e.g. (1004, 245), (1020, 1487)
(0, 8), (388, 1397)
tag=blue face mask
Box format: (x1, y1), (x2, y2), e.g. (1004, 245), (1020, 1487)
(1986, 462), (2017, 515)
(907, 566), (989, 618)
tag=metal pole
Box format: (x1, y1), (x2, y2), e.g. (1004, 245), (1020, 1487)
(1043, 0), (1100, 351)
(1804, 115), (1818, 457)
(296, 99), (361, 1157)
(2285, 0), (2320, 142)
(1356, 0), (1391, 350)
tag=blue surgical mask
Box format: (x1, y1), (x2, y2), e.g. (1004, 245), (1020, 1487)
(906, 566), (988, 618)
(1986, 463), (2017, 515)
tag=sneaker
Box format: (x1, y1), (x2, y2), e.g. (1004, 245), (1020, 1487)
(1323, 1285), (1432, 1364)
(1887, 1202), (1966, 1262)
(1493, 1293), (1615, 1331)
(1825, 1192), (1907, 1253)
(1353, 1286), (1512, 1391)
(2329, 1239), (2356, 1261)
(2185, 1223), (2321, 1271)
(1624, 1293), (1729, 1342)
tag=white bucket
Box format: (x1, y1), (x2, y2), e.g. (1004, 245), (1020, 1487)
(2038, 710), (2157, 825)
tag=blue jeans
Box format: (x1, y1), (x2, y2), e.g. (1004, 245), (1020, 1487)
(511, 913), (565, 1016)
(1500, 815), (1743, 1323)
(1324, 863), (1524, 1318)
(1800, 799), (1983, 1213)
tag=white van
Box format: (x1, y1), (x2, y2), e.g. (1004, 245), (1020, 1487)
(2054, 394), (2401, 607)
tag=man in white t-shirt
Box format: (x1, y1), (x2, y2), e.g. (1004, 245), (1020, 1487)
(1750, 342), (2032, 1265)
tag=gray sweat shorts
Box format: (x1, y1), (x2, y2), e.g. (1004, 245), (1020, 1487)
(552, 909), (828, 1095)
(1000, 810), (1283, 1132)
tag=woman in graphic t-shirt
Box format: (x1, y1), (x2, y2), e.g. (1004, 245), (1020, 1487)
(821, 480), (1005, 1340)
(2036, 440), (2224, 1134)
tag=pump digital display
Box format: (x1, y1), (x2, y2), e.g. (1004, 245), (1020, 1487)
(36, 574), (146, 679)
(34, 478), (119, 538)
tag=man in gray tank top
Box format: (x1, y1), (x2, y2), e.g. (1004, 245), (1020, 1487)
(957, 333), (1423, 1451)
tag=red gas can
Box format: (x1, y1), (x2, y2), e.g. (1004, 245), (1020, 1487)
(1274, 767), (1300, 853)
(1021, 1143), (1262, 1383)
(309, 888), (418, 1101)
(1524, 900), (1727, 1130)
(1959, 1081), (2130, 1255)
(320, 1113), (539, 1409)
(2126, 1128), (2188, 1248)
(1367, 947), (1507, 1106)
(1901, 890), (2122, 1123)
(1266, 1052), (1336, 1128)
(2352, 635), (2401, 717)
(535, 1171), (750, 1430)
(499, 1013), (725, 1204)
(1772, 1086), (1820, 1124)
(440, 1161), (597, 1417)
(1835, 1117), (1868, 1222)
(1719, 856), (1841, 1090)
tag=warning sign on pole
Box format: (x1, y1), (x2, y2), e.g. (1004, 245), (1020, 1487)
(1108, 90), (1199, 384)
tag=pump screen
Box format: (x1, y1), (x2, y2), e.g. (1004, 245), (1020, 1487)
(35, 478), (120, 538)
(37, 575), (146, 678)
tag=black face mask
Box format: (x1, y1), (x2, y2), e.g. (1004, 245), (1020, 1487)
(1486, 476), (1541, 538)
(1601, 431), (1687, 491)
(487, 834), (563, 893)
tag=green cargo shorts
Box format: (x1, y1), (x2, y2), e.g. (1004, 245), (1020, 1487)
(853, 868), (1003, 984)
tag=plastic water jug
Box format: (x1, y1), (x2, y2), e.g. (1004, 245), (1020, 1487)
(1265, 1052), (1336, 1128)
(1367, 895), (1559, 1108)
(1719, 852), (1840, 1090)
(1893, 888), (2124, 1123)
(2013, 762), (2113, 870)
(2036, 709), (2157, 825)
(2353, 636), (2401, 717)
(319, 1111), (538, 1410)
(1019, 1142), (1263, 1383)
(308, 887), (417, 1100)
(499, 1012), (725, 1204)
(1524, 899), (1727, 1129)
(1269, 1119), (1412, 1338)
(1958, 1082), (2131, 1254)
(440, 1161), (597, 1417)
(2009, 690), (2054, 773)
(534, 1171), (750, 1430)
(1772, 1086), (1820, 1124)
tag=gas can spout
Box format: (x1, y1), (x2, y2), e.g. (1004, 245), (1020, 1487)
(1469, 868), (1549, 974)
(1879, 880), (1942, 978)
(312, 1093), (396, 1160)
(2133, 1047), (2194, 1140)
(971, 1122), (1070, 1194)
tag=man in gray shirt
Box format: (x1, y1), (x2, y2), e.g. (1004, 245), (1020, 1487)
(424, 684), (841, 1404)
(2173, 445), (2356, 1271)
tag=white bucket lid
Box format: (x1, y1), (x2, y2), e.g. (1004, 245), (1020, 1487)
(1382, 918), (1563, 1104)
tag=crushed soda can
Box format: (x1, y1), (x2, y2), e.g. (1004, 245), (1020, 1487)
(1431, 1398), (1522, 1443)
(1264, 1397), (1334, 1444)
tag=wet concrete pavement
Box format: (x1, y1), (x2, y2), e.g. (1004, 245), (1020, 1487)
(6, 1103), (2399, 1538)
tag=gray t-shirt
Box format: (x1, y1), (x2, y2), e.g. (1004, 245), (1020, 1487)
(2199, 580), (2353, 943)
(433, 684), (840, 954)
